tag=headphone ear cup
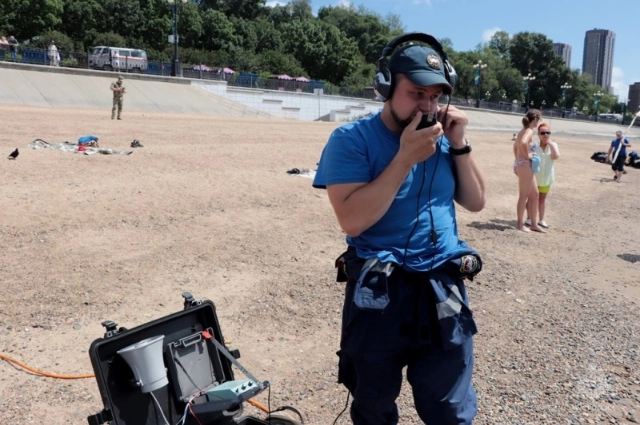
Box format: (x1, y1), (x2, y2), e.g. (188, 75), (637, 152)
(374, 66), (392, 101)
(444, 60), (457, 89)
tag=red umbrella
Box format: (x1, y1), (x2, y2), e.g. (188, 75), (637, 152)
(295, 76), (310, 82)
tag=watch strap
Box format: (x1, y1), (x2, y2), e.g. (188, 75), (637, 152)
(450, 140), (472, 156)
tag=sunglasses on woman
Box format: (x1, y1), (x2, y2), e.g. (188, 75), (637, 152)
(539, 131), (551, 135)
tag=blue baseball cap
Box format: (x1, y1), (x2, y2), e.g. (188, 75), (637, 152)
(389, 44), (452, 94)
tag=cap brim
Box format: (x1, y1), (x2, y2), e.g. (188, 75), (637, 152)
(406, 72), (452, 94)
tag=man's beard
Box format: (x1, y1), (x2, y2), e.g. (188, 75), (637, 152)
(389, 102), (416, 129)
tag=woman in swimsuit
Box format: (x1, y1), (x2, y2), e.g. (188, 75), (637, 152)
(513, 109), (546, 233)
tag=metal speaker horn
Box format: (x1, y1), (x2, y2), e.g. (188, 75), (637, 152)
(117, 335), (168, 393)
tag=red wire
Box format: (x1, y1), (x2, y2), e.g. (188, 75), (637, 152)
(188, 402), (204, 425)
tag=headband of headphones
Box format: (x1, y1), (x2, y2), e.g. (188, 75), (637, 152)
(374, 32), (457, 101)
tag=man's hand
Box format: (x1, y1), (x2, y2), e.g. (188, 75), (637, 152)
(398, 111), (444, 165)
(438, 105), (468, 149)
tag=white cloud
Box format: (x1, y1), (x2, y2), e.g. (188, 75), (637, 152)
(611, 67), (626, 99)
(265, 1), (287, 7)
(337, 0), (353, 7)
(482, 27), (501, 43)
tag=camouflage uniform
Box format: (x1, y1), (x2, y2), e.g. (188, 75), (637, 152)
(111, 77), (125, 120)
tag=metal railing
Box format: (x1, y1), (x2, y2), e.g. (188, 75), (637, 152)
(1, 47), (636, 125)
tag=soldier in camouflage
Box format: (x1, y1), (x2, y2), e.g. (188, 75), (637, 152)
(110, 76), (126, 120)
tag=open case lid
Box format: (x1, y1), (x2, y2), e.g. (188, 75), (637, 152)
(87, 293), (239, 425)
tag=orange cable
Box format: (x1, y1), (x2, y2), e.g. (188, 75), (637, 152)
(2, 352), (275, 416)
(247, 398), (270, 413)
(0, 353), (95, 379)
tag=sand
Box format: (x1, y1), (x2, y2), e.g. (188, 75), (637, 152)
(0, 105), (639, 424)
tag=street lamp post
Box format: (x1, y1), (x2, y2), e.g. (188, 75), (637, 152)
(594, 90), (603, 122)
(473, 60), (487, 108)
(560, 82), (571, 118)
(167, 0), (187, 77)
(523, 73), (535, 111)
(622, 98), (627, 125)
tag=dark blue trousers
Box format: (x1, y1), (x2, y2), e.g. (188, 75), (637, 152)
(338, 265), (477, 425)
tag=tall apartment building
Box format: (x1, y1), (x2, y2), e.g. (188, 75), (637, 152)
(628, 83), (640, 114)
(582, 29), (615, 93)
(553, 43), (571, 68)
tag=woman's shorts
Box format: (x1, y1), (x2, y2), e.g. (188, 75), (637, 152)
(538, 185), (551, 194)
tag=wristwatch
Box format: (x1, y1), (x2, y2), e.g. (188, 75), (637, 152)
(449, 139), (472, 156)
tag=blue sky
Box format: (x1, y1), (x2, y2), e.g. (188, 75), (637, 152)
(266, 0), (639, 99)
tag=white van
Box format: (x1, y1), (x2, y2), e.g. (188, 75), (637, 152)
(598, 113), (622, 122)
(89, 46), (148, 73)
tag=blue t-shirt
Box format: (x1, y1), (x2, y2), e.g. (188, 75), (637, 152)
(313, 112), (472, 272)
(611, 137), (629, 158)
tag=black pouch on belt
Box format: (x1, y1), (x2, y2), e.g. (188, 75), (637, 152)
(334, 246), (360, 282)
(443, 252), (483, 281)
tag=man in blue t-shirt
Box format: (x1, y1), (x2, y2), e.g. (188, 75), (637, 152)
(313, 35), (486, 424)
(608, 130), (632, 182)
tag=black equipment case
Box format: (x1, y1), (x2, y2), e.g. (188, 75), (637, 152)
(87, 292), (269, 425)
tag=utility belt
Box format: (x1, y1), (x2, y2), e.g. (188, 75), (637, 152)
(334, 246), (482, 349)
(334, 246), (482, 284)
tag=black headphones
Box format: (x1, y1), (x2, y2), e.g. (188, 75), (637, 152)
(374, 32), (458, 101)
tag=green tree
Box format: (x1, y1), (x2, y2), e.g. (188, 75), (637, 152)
(60, 0), (103, 50)
(201, 9), (237, 51)
(164, 1), (204, 51)
(31, 30), (73, 52)
(98, 0), (145, 42)
(488, 30), (511, 61)
(509, 32), (572, 107)
(280, 19), (359, 84)
(382, 13), (404, 35)
(218, 0), (267, 20)
(0, 0), (18, 35)
(231, 17), (258, 52)
(318, 4), (391, 59)
(341, 62), (376, 89)
(288, 0), (313, 20)
(266, 3), (294, 26)
(11, 0), (63, 39)
(252, 18), (283, 53)
(256, 50), (305, 76)
(91, 32), (128, 49)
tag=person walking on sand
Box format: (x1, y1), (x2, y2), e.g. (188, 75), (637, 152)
(110, 76), (126, 120)
(526, 123), (559, 229)
(513, 109), (546, 233)
(608, 130), (631, 183)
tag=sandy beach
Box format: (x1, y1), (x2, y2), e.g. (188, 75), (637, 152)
(1, 104), (639, 424)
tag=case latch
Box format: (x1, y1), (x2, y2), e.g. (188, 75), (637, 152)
(182, 291), (202, 309)
(100, 320), (124, 339)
